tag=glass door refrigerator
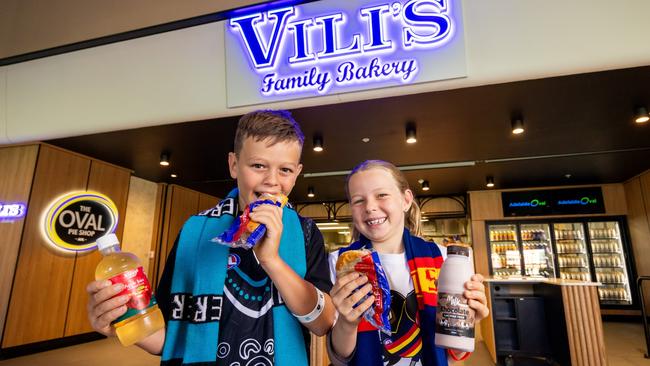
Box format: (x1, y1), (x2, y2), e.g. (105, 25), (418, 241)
(519, 223), (556, 278)
(587, 220), (633, 305)
(487, 223), (521, 277)
(553, 222), (591, 282)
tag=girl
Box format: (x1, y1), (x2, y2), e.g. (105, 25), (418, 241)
(327, 160), (489, 366)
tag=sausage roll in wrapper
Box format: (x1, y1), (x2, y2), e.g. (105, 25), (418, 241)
(336, 249), (391, 335)
(212, 193), (289, 249)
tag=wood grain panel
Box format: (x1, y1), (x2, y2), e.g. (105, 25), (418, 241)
(157, 185), (199, 284)
(121, 177), (159, 276)
(198, 193), (219, 212)
(297, 203), (330, 220)
(482, 285), (497, 363)
(310, 333), (329, 366)
(0, 144), (39, 343)
(3, 145), (90, 347)
(420, 196), (465, 215)
(468, 191), (502, 221)
(602, 184), (627, 215)
(151, 184), (167, 287)
(471, 220), (489, 276)
(623, 176), (650, 313)
(64, 160), (131, 337)
(561, 285), (607, 366)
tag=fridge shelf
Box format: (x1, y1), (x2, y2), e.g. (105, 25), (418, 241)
(490, 240), (517, 243)
(557, 251), (586, 255)
(560, 266), (589, 269)
(590, 237), (620, 240)
(592, 251), (621, 254)
(555, 238), (585, 241)
(595, 266), (624, 269)
(600, 282), (627, 285)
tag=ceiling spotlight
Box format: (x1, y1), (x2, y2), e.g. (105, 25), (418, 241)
(511, 118), (524, 134)
(406, 123), (417, 144)
(422, 180), (430, 191)
(635, 106), (649, 123)
(159, 153), (170, 166)
(307, 186), (315, 198)
(361, 137), (370, 143)
(313, 135), (324, 152)
(486, 176), (495, 188)
(170, 173), (178, 178)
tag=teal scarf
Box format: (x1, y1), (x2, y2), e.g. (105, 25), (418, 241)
(161, 189), (307, 365)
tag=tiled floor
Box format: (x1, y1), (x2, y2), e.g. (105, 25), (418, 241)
(0, 322), (648, 365)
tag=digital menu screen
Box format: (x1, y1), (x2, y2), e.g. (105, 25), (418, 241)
(502, 187), (605, 216)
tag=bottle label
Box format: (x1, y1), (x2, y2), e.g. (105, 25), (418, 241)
(435, 291), (475, 338)
(109, 266), (158, 324)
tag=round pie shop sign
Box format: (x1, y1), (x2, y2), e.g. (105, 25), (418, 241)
(44, 191), (118, 252)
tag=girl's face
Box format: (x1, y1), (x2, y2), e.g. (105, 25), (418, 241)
(348, 168), (414, 249)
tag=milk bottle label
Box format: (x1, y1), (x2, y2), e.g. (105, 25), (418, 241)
(109, 266), (157, 324)
(436, 292), (475, 338)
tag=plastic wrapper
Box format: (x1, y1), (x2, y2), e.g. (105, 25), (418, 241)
(336, 249), (391, 335)
(212, 193), (288, 249)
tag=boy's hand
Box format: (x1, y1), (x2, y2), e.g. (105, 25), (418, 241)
(249, 203), (283, 265)
(331, 272), (375, 329)
(464, 273), (489, 322)
(86, 280), (129, 337)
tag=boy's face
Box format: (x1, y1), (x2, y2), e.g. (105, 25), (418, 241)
(228, 136), (303, 209)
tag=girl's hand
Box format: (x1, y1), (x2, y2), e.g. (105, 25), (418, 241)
(330, 272), (374, 328)
(249, 203), (283, 265)
(86, 280), (129, 337)
(464, 273), (489, 322)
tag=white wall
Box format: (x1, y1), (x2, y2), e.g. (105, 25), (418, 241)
(2, 0), (650, 144)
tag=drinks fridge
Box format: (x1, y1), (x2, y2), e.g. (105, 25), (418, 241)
(486, 217), (637, 308)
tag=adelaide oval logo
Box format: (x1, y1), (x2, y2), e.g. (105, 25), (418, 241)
(43, 191), (118, 252)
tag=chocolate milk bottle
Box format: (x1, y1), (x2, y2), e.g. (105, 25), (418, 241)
(435, 245), (475, 352)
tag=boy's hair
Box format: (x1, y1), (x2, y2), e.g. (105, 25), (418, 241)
(233, 110), (305, 155)
(345, 159), (422, 239)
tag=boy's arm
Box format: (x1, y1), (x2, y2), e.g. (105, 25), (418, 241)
(250, 205), (335, 335)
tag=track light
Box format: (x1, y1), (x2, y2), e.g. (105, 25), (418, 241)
(511, 118), (524, 134)
(635, 106), (649, 123)
(307, 186), (315, 198)
(313, 135), (324, 152)
(406, 123), (417, 144)
(170, 173), (177, 178)
(486, 176), (495, 188)
(159, 153), (170, 166)
(422, 180), (430, 191)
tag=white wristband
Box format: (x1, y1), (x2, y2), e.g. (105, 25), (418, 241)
(292, 287), (325, 324)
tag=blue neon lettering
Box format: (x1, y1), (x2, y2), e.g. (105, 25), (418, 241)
(288, 19), (316, 64)
(359, 4), (392, 52)
(229, 7), (296, 69)
(315, 13), (361, 59)
(336, 58), (417, 83)
(402, 0), (451, 47)
(261, 67), (332, 95)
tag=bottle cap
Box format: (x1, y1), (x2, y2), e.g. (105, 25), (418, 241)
(447, 244), (470, 257)
(96, 233), (119, 250)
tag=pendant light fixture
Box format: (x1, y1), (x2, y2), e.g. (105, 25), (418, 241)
(313, 135), (324, 152)
(635, 106), (649, 123)
(486, 176), (495, 188)
(511, 118), (524, 134)
(159, 153), (170, 166)
(422, 180), (430, 191)
(406, 122), (417, 144)
(307, 186), (315, 198)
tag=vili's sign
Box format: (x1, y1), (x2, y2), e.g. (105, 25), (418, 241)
(225, 0), (466, 106)
(43, 191), (118, 252)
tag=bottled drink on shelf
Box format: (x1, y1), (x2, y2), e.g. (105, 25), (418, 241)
(95, 234), (165, 346)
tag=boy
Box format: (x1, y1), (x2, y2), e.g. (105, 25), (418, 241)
(86, 110), (335, 365)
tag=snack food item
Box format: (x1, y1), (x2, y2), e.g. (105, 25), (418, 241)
(212, 193), (289, 249)
(336, 249), (391, 335)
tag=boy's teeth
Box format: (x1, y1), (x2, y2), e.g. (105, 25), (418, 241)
(367, 217), (386, 225)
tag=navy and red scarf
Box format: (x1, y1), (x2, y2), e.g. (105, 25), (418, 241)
(337, 229), (447, 366)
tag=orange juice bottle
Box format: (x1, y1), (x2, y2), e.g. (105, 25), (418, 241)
(95, 233), (165, 346)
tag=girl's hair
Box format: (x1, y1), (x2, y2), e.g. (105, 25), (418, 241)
(345, 160), (422, 238)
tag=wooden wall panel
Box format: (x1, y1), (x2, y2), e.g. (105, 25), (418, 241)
(64, 160), (131, 337)
(3, 145), (90, 347)
(471, 220), (489, 276)
(0, 145), (39, 342)
(561, 286), (607, 366)
(150, 184), (167, 287)
(602, 184), (627, 215)
(468, 191), (502, 220)
(121, 177), (159, 276)
(157, 185), (199, 284)
(198, 193), (219, 212)
(625, 174), (650, 313)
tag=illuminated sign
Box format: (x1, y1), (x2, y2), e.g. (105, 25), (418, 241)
(43, 191), (118, 252)
(0, 202), (26, 221)
(502, 188), (605, 217)
(225, 0), (466, 106)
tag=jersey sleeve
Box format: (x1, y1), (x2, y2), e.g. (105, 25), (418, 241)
(300, 216), (333, 293)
